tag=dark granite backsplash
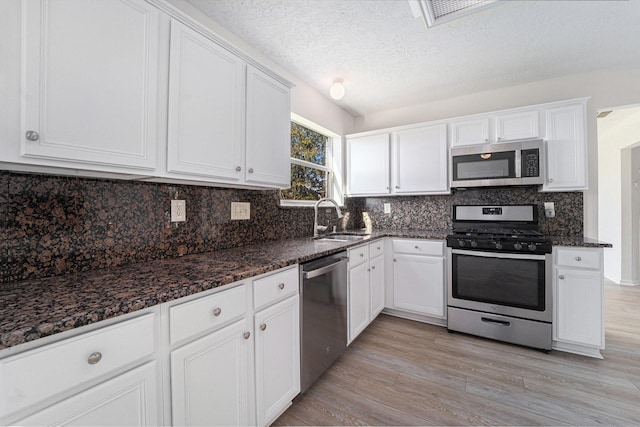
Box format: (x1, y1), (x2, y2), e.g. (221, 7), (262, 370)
(1, 171), (583, 284)
(346, 187), (583, 235)
(1, 172), (340, 283)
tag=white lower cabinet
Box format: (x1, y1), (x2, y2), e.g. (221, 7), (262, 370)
(170, 319), (251, 426)
(390, 239), (446, 321)
(0, 311), (160, 426)
(347, 241), (386, 344)
(553, 247), (604, 358)
(15, 362), (159, 427)
(254, 295), (300, 426)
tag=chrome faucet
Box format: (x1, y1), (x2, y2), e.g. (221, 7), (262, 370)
(313, 198), (344, 238)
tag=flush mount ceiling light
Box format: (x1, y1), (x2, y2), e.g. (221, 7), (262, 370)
(408, 0), (496, 29)
(329, 79), (345, 100)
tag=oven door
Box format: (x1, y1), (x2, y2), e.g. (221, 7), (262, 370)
(448, 249), (552, 323)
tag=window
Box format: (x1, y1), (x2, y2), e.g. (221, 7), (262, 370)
(281, 114), (343, 206)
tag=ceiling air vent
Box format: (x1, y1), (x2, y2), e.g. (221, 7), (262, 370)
(409, 0), (496, 28)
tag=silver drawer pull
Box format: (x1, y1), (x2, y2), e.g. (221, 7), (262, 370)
(213, 307), (222, 317)
(360, 253), (364, 257)
(559, 275), (565, 280)
(414, 245), (420, 249)
(87, 352), (102, 365)
(278, 282), (285, 290)
(260, 323), (267, 331)
(243, 331), (251, 340)
(25, 130), (40, 141)
(575, 256), (582, 261)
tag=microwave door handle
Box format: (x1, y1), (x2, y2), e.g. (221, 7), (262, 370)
(515, 149), (522, 178)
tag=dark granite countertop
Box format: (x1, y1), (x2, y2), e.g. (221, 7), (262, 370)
(0, 229), (609, 350)
(548, 236), (612, 248)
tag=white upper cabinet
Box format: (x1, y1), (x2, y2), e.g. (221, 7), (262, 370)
(346, 133), (390, 195)
(245, 66), (292, 188)
(450, 118), (490, 146)
(167, 19), (245, 181)
(20, 0), (159, 171)
(495, 110), (540, 142)
(543, 102), (588, 191)
(392, 124), (448, 194)
(451, 110), (539, 147)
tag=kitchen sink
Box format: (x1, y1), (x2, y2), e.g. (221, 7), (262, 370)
(316, 234), (366, 242)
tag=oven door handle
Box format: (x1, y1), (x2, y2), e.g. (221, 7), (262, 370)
(481, 317), (511, 327)
(451, 249), (547, 260)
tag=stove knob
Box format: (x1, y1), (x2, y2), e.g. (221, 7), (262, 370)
(513, 243), (523, 250)
(470, 241), (478, 248)
(458, 240), (466, 247)
(494, 242), (503, 250)
(528, 244), (537, 251)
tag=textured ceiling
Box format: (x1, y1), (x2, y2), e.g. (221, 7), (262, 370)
(185, 0), (640, 117)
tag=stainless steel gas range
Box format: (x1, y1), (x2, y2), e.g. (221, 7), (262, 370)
(446, 204), (553, 351)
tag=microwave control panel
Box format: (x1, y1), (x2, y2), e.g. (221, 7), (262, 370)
(521, 149), (540, 177)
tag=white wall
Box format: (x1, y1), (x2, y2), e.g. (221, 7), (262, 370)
(598, 107), (640, 283)
(167, 0), (356, 136)
(353, 68), (640, 240)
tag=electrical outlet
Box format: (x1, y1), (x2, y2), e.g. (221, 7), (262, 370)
(171, 200), (186, 222)
(231, 202), (250, 220)
(383, 203), (391, 214)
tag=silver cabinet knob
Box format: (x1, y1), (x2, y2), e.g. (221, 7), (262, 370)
(243, 331), (251, 340)
(25, 131), (40, 141)
(248, 168), (254, 173)
(484, 138), (489, 142)
(360, 253), (364, 257)
(386, 186), (389, 190)
(497, 137), (502, 141)
(548, 178), (554, 183)
(278, 282), (285, 290)
(377, 246), (381, 250)
(393, 258), (397, 262)
(235, 166), (241, 172)
(87, 352), (102, 365)
(367, 268), (371, 272)
(395, 186), (400, 189)
(371, 265), (376, 270)
(415, 245), (420, 249)
(575, 256), (582, 261)
(213, 307), (222, 317)
(260, 323), (267, 331)
(559, 275), (565, 280)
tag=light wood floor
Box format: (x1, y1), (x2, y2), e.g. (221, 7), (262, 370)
(275, 281), (640, 426)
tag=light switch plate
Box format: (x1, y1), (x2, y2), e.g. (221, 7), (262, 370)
(231, 202), (250, 220)
(171, 200), (186, 222)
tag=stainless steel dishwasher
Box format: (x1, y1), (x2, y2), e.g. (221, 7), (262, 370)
(299, 251), (348, 394)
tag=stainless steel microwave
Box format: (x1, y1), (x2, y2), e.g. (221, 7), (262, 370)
(450, 139), (545, 188)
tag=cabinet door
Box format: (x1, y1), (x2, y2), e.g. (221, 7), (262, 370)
(21, 0), (159, 170)
(348, 261), (370, 343)
(369, 255), (385, 321)
(392, 124), (448, 194)
(171, 320), (251, 426)
(15, 362), (159, 426)
(346, 134), (390, 195)
(167, 20), (245, 181)
(450, 118), (490, 146)
(543, 103), (588, 191)
(245, 66), (291, 187)
(393, 254), (445, 318)
(554, 267), (603, 347)
(495, 110), (539, 141)
(254, 296), (300, 426)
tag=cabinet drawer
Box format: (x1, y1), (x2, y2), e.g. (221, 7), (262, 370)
(0, 313), (155, 418)
(368, 240), (384, 259)
(254, 267), (299, 310)
(555, 247), (601, 270)
(393, 239), (443, 256)
(170, 285), (246, 345)
(348, 244), (369, 267)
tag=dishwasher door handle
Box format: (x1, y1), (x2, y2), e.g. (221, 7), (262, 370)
(302, 257), (348, 280)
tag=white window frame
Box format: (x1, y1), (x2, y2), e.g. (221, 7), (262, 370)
(280, 113), (344, 207)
